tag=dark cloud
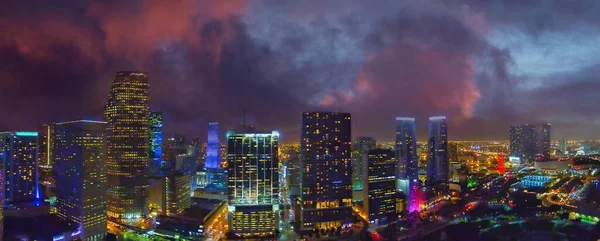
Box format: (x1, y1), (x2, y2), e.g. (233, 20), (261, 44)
(0, 0), (599, 141)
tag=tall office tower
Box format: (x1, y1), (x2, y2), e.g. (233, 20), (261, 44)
(365, 149), (399, 224)
(426, 116), (449, 194)
(227, 129), (280, 236)
(352, 137), (376, 191)
(395, 117), (418, 210)
(165, 172), (191, 216)
(54, 120), (108, 239)
(104, 71), (150, 221)
(559, 138), (568, 154)
(509, 124), (537, 164)
(38, 123), (55, 187)
(539, 123), (552, 160)
(0, 131), (39, 203)
(149, 112), (164, 175)
(205, 122), (220, 169)
(300, 112), (352, 230)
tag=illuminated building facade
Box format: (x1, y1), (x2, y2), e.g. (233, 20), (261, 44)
(426, 116), (449, 194)
(166, 172), (191, 216)
(54, 120), (107, 240)
(205, 122), (220, 170)
(498, 153), (505, 174)
(38, 123), (55, 187)
(227, 130), (279, 236)
(559, 138), (567, 154)
(104, 71), (150, 221)
(300, 112), (352, 230)
(395, 117), (418, 210)
(539, 123), (551, 160)
(149, 112), (163, 175)
(0, 131), (39, 204)
(365, 149), (398, 224)
(352, 137), (376, 192)
(509, 124), (537, 164)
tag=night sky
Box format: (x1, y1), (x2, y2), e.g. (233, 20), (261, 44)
(1, 0), (599, 142)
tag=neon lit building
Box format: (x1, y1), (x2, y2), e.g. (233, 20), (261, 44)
(498, 153), (505, 174)
(205, 122), (220, 170)
(365, 149), (399, 224)
(54, 120), (107, 240)
(0, 131), (39, 204)
(300, 112), (352, 230)
(38, 123), (55, 187)
(509, 124), (537, 164)
(104, 71), (150, 221)
(227, 130), (280, 236)
(539, 123), (551, 160)
(149, 112), (163, 175)
(426, 116), (449, 194)
(395, 117), (419, 210)
(352, 137), (376, 192)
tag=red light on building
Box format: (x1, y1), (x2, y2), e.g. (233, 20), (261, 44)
(498, 153), (505, 174)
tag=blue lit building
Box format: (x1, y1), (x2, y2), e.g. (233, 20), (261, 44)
(0, 131), (39, 204)
(227, 129), (280, 236)
(149, 112), (164, 175)
(300, 112), (353, 230)
(205, 122), (220, 170)
(426, 116), (449, 194)
(395, 117), (418, 210)
(54, 120), (107, 240)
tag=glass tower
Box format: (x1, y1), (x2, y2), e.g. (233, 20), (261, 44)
(149, 112), (163, 175)
(300, 112), (352, 230)
(205, 122), (220, 170)
(509, 124), (537, 164)
(365, 149), (399, 224)
(426, 116), (449, 194)
(0, 131), (39, 204)
(227, 130), (280, 236)
(539, 123), (551, 160)
(352, 137), (376, 192)
(54, 120), (108, 240)
(395, 117), (418, 210)
(104, 71), (150, 221)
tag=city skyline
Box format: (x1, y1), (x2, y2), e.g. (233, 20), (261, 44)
(3, 1), (600, 141)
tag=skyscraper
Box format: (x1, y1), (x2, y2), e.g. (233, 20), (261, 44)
(300, 112), (352, 230)
(396, 117), (418, 181)
(559, 138), (568, 154)
(104, 71), (150, 221)
(352, 137), (376, 192)
(205, 122), (220, 170)
(539, 123), (551, 160)
(426, 116), (449, 194)
(0, 131), (39, 203)
(227, 129), (280, 236)
(54, 120), (108, 240)
(166, 172), (191, 216)
(149, 112), (163, 175)
(365, 149), (399, 225)
(38, 123), (55, 187)
(509, 124), (537, 164)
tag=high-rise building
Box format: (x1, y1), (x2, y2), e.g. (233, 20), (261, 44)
(0, 131), (39, 204)
(38, 123), (55, 187)
(539, 123), (551, 160)
(300, 112), (352, 230)
(395, 117), (418, 181)
(365, 149), (399, 225)
(559, 138), (568, 154)
(352, 137), (376, 192)
(0, 160), (4, 241)
(426, 116), (449, 194)
(104, 71), (150, 221)
(509, 124), (537, 164)
(166, 172), (191, 216)
(149, 112), (164, 175)
(205, 122), (220, 170)
(227, 129), (280, 236)
(54, 120), (108, 240)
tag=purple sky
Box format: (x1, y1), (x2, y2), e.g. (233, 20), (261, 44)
(1, 0), (600, 142)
